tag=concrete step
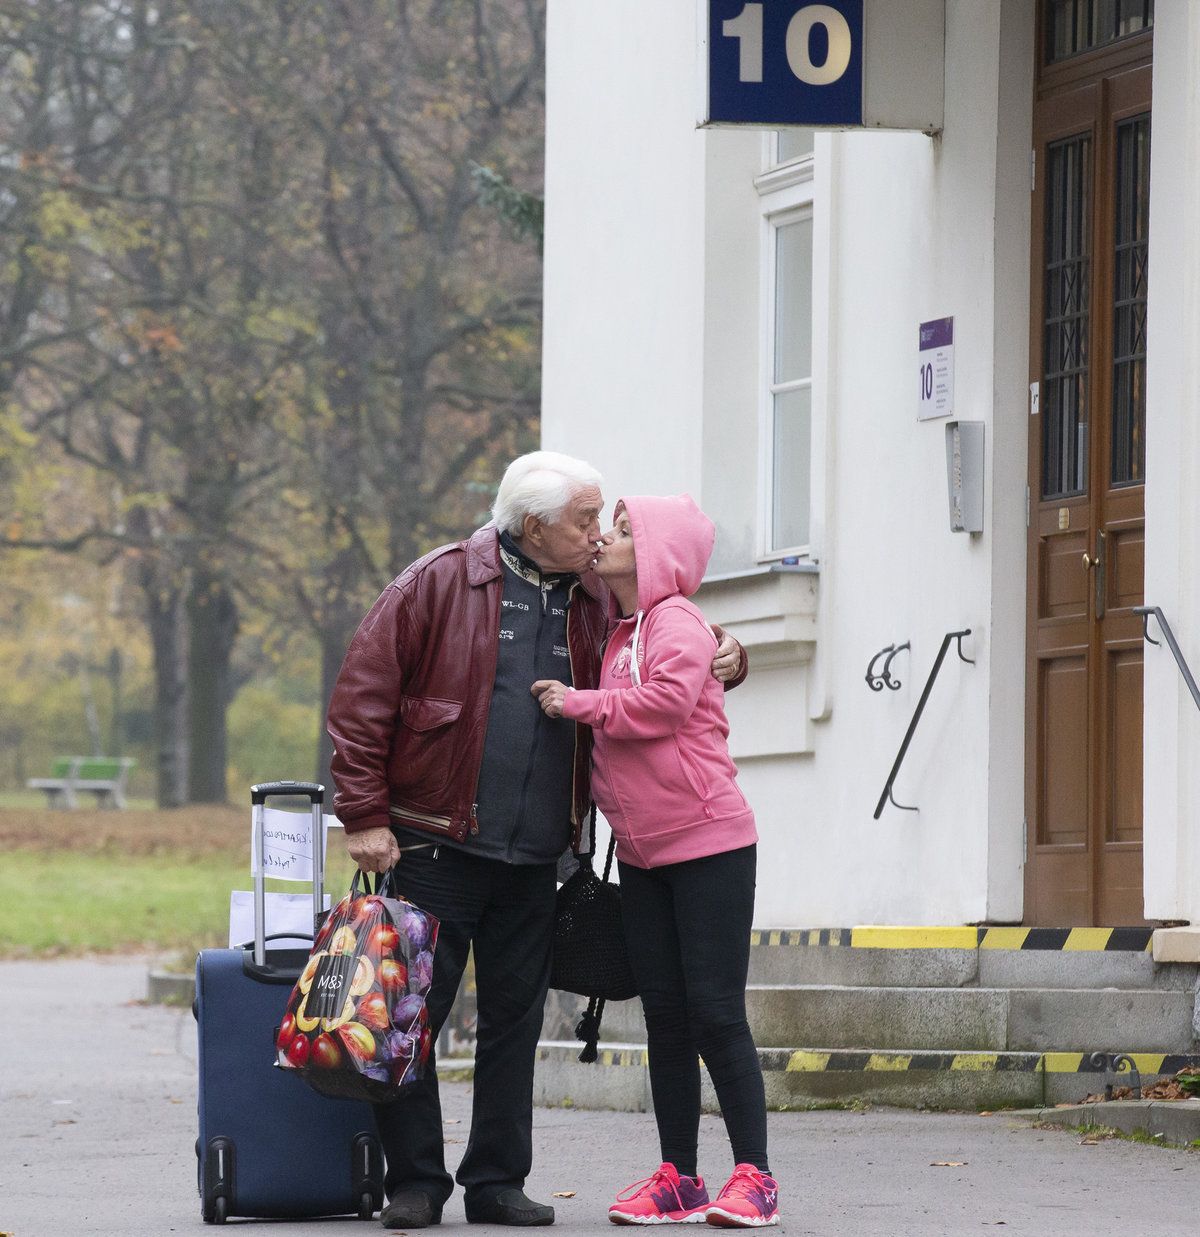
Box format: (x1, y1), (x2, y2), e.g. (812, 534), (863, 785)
(746, 985), (1198, 1054)
(747, 936), (1197, 991)
(533, 1043), (1200, 1113)
(545, 984), (1198, 1056)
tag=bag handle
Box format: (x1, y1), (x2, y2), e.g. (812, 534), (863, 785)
(578, 802), (617, 881)
(573, 802), (617, 1064)
(351, 869), (394, 898)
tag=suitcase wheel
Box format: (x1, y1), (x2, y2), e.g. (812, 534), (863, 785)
(358, 1191), (375, 1221)
(213, 1196), (227, 1224)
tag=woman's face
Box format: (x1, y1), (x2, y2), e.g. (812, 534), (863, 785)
(594, 508), (636, 581)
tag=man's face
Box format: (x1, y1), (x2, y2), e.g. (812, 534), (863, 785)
(522, 484), (604, 574)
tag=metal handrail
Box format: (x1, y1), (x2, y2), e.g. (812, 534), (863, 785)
(1133, 606), (1200, 714)
(874, 629), (973, 819)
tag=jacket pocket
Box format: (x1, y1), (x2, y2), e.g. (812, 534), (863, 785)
(676, 741), (712, 801)
(398, 694), (462, 731)
(391, 695), (464, 802)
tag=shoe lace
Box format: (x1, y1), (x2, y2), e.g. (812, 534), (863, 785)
(615, 1165), (681, 1205)
(716, 1165), (768, 1203)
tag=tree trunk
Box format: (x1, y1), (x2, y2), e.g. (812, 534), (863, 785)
(316, 603), (366, 803)
(186, 569), (239, 803)
(143, 578), (189, 808)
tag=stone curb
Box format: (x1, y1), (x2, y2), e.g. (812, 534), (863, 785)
(1004, 1099), (1200, 1147)
(147, 968), (193, 1005)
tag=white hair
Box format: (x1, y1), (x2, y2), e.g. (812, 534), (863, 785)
(491, 451), (603, 537)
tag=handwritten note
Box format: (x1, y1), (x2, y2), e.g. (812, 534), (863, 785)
(249, 807), (343, 881)
(228, 890), (331, 949)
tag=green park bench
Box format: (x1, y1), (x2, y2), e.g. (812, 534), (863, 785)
(27, 756), (138, 809)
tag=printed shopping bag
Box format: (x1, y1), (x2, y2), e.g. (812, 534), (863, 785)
(275, 871), (439, 1102)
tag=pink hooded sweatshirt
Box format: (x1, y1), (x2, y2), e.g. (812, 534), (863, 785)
(561, 494), (758, 869)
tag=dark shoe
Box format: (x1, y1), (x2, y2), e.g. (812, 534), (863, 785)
(466, 1188), (555, 1226)
(380, 1190), (442, 1229)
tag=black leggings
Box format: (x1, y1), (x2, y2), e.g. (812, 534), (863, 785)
(618, 844), (769, 1178)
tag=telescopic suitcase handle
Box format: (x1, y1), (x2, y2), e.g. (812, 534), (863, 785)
(250, 781), (327, 966)
(251, 781), (324, 805)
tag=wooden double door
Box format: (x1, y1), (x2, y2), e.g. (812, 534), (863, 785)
(1024, 19), (1152, 926)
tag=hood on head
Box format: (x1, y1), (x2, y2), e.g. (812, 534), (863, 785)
(616, 494), (715, 614)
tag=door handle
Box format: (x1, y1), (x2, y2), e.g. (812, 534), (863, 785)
(1082, 552), (1097, 570)
(1094, 530), (1106, 619)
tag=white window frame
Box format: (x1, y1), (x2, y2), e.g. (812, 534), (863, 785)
(755, 131), (826, 563)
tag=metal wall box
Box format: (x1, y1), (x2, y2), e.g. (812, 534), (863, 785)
(945, 420), (984, 534)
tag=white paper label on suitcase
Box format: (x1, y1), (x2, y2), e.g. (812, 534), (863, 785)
(249, 807), (340, 880)
(228, 890), (332, 949)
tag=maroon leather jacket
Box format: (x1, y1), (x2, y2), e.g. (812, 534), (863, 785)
(327, 526), (609, 850)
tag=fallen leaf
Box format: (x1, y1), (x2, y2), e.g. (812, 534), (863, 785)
(930, 1161), (966, 1168)
(443, 1118), (461, 1125)
(1079, 1138), (1101, 1145)
(551, 1192), (576, 1199)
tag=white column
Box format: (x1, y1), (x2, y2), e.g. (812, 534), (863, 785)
(1143, 5), (1200, 921)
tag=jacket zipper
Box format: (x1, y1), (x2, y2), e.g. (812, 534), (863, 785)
(389, 803), (454, 832)
(566, 581), (596, 841)
(462, 570), (505, 838)
(509, 580), (551, 860)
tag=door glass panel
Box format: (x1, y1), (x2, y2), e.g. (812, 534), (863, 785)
(1045, 0), (1153, 63)
(1111, 113), (1150, 487)
(1042, 134), (1092, 500)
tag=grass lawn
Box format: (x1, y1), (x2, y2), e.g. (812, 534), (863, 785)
(0, 804), (361, 960)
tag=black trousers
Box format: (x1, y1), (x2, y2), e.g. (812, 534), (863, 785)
(375, 844), (557, 1208)
(618, 844), (769, 1177)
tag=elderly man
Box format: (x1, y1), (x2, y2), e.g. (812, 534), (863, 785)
(328, 451), (745, 1229)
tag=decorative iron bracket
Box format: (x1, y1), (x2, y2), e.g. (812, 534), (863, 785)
(1087, 1051), (1142, 1101)
(866, 645), (894, 692)
(881, 642), (911, 690)
(867, 642), (911, 691)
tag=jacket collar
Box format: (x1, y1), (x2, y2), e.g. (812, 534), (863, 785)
(464, 524), (605, 602)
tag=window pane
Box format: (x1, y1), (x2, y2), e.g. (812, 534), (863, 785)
(1111, 114), (1150, 486)
(1045, 0), (1152, 62)
(774, 216), (813, 383)
(772, 386), (811, 550)
(776, 128), (815, 164)
(1041, 134), (1091, 500)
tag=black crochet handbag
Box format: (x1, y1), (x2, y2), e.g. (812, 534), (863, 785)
(551, 806), (638, 1061)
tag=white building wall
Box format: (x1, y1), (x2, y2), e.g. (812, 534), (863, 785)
(1143, 4), (1200, 922)
(541, 0), (707, 499)
(542, 0), (1163, 929)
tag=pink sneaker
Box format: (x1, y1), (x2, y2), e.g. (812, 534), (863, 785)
(705, 1164), (779, 1228)
(609, 1162), (710, 1225)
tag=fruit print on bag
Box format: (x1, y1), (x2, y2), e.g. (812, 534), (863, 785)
(275, 880), (439, 1102)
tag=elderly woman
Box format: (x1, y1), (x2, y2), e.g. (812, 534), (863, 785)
(533, 495), (778, 1229)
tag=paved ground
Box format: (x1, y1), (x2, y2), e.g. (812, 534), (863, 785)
(1, 957), (1196, 1237)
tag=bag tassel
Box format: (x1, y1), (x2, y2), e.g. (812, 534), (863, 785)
(575, 996), (605, 1064)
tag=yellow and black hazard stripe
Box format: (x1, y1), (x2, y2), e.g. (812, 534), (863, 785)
(540, 1044), (1200, 1076)
(749, 926), (1154, 952)
(977, 926), (1154, 952)
(772, 1049), (1200, 1076)
(750, 928), (853, 948)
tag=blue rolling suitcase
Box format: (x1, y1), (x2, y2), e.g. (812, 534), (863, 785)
(194, 781), (384, 1224)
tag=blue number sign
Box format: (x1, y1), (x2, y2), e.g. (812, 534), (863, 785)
(707, 0), (864, 127)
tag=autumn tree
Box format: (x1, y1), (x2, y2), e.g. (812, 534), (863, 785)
(1, 0), (547, 800)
